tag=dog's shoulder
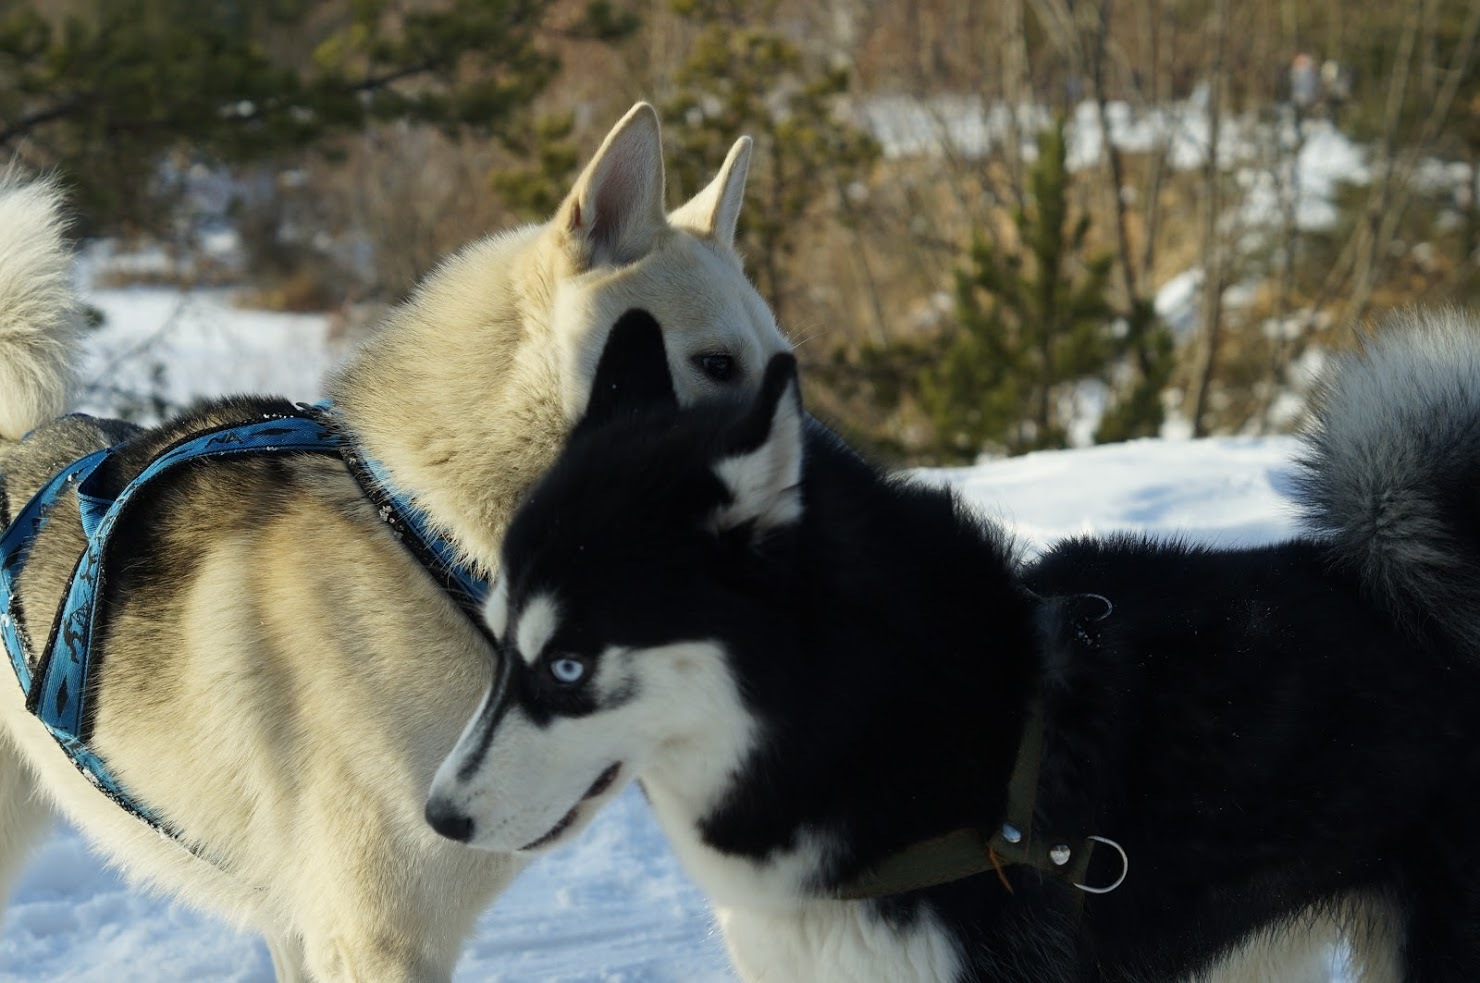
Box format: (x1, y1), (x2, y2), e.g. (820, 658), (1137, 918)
(0, 414), (139, 511)
(98, 395), (368, 550)
(7, 396), (364, 649)
(100, 395), (305, 481)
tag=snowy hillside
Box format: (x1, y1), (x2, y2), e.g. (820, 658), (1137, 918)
(3, 286), (1323, 981)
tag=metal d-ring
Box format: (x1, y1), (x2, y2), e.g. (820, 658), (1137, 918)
(1078, 593), (1113, 622)
(1073, 835), (1128, 894)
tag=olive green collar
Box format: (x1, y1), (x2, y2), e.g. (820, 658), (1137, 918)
(832, 595), (1128, 906)
(832, 699), (1101, 900)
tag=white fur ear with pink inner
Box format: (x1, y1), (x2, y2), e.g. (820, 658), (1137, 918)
(669, 136), (752, 252)
(555, 103), (668, 268)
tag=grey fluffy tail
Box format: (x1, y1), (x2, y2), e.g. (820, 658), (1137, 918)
(0, 172), (79, 442)
(1295, 309), (1480, 654)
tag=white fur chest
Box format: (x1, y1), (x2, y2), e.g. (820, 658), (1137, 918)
(643, 782), (963, 982)
(714, 900), (963, 983)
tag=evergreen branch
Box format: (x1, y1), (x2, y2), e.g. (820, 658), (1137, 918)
(0, 97), (90, 148)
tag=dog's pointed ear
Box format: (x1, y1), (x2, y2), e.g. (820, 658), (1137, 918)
(576, 309), (678, 435)
(668, 136), (751, 251)
(555, 103), (667, 270)
(711, 353), (804, 533)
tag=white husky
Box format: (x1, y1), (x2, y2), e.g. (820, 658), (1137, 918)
(0, 103), (788, 981)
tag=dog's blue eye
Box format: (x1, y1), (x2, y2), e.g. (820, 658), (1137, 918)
(549, 658), (587, 685)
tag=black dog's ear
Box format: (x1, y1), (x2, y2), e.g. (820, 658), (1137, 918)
(710, 353), (804, 533)
(578, 309), (678, 433)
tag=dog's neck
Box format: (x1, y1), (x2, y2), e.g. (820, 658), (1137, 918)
(325, 225), (566, 573)
(639, 446), (1047, 911)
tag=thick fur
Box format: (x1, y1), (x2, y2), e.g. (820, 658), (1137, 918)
(0, 104), (788, 983)
(1295, 310), (1480, 656)
(431, 309), (1480, 982)
(0, 173), (78, 442)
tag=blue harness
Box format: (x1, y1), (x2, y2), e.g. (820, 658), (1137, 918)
(0, 404), (489, 840)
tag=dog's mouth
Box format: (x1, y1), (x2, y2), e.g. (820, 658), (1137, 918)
(519, 762), (623, 852)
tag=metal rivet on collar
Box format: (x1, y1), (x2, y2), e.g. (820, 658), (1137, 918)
(1001, 823), (1023, 844)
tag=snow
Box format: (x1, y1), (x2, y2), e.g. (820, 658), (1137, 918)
(851, 95), (1222, 172)
(72, 287), (336, 421)
(855, 94), (1383, 374)
(1235, 118), (1369, 234)
(930, 435), (1299, 553)
(852, 93), (1371, 201)
(1154, 268), (1204, 337)
(4, 283), (1339, 980)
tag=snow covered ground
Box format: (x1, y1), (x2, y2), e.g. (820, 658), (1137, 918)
(4, 286), (1331, 980)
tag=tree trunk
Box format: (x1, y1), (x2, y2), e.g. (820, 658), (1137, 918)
(1188, 0), (1228, 439)
(1002, 0), (1031, 215)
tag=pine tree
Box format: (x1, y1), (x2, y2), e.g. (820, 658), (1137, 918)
(490, 112), (582, 220)
(917, 118), (1116, 461)
(1093, 298), (1175, 444)
(0, 0), (629, 231)
(657, 0), (878, 325)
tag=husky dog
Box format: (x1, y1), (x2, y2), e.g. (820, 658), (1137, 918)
(429, 308), (1480, 982)
(0, 102), (788, 981)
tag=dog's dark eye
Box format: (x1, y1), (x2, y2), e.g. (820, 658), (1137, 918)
(694, 352), (738, 384)
(549, 657), (587, 686)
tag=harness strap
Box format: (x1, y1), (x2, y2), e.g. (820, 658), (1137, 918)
(319, 406), (489, 622)
(1, 448), (109, 693)
(33, 415), (342, 744)
(0, 405), (491, 844)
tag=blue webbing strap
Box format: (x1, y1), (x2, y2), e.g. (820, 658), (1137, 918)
(0, 406), (490, 840)
(352, 454), (489, 610)
(4, 415), (339, 833)
(32, 415), (340, 743)
(315, 399), (489, 616)
(0, 448), (110, 693)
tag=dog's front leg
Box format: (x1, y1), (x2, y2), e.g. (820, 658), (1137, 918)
(0, 730), (52, 909)
(265, 932), (308, 983)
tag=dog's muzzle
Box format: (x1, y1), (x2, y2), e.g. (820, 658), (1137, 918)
(425, 640), (518, 844)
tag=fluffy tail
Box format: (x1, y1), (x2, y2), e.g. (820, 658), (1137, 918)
(1295, 309), (1480, 654)
(0, 173), (79, 442)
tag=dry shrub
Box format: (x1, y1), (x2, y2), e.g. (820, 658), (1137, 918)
(237, 269), (342, 313)
(318, 123), (514, 302)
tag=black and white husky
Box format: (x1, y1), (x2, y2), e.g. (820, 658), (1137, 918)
(429, 308), (1480, 982)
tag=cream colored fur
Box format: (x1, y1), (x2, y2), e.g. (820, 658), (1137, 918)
(0, 172), (79, 441)
(328, 119), (779, 570)
(0, 104), (787, 982)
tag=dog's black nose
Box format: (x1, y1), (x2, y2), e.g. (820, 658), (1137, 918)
(425, 797), (474, 843)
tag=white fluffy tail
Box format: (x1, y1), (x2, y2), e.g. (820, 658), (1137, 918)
(0, 173), (79, 441)
(1295, 309), (1480, 654)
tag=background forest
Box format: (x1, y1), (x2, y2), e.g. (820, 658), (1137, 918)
(2, 0), (1476, 463)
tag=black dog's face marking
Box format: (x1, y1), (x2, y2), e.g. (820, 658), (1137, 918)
(427, 309), (800, 855)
